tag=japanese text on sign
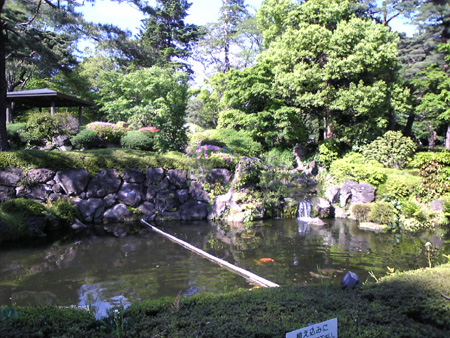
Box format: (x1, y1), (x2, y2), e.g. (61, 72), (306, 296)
(286, 318), (338, 338)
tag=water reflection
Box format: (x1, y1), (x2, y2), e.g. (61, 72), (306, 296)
(0, 219), (449, 318)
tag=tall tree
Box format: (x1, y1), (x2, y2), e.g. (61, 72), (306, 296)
(138, 0), (201, 71)
(194, 0), (258, 74)
(254, 0), (404, 145)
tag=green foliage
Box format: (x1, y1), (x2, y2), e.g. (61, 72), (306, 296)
(261, 148), (295, 170)
(377, 171), (421, 202)
(120, 131), (154, 151)
(0, 149), (193, 175)
(70, 129), (101, 149)
(6, 123), (27, 148)
(329, 155), (387, 187)
(351, 203), (372, 222)
(0, 212), (28, 241)
(1, 198), (46, 216)
(47, 200), (80, 229)
(317, 140), (339, 168)
(368, 201), (398, 225)
(362, 131), (417, 169)
(211, 61), (309, 151)
(257, 0), (403, 147)
(19, 113), (79, 146)
(98, 68), (189, 152)
(189, 129), (263, 157)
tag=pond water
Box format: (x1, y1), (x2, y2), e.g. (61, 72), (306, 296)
(1, 219), (449, 318)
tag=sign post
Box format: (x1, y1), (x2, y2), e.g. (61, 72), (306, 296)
(286, 318), (338, 338)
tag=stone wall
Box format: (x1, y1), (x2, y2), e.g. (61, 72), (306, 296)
(0, 167), (234, 225)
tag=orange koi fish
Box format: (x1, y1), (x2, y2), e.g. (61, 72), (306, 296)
(259, 258), (275, 263)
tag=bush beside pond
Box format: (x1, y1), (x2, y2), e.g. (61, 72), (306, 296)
(1, 264), (449, 337)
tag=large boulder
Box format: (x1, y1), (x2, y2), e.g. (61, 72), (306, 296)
(117, 183), (144, 207)
(179, 200), (209, 220)
(325, 186), (341, 205)
(15, 184), (51, 201)
(122, 168), (145, 184)
(207, 168), (233, 185)
(157, 190), (180, 211)
(86, 169), (121, 198)
(146, 168), (165, 186)
(55, 169), (90, 196)
(74, 198), (105, 223)
(189, 181), (209, 202)
(27, 169), (55, 183)
(0, 186), (16, 202)
(103, 203), (134, 223)
(0, 168), (23, 186)
(311, 197), (332, 218)
(167, 169), (188, 189)
(351, 182), (375, 204)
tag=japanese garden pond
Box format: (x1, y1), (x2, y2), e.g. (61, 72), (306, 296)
(1, 218), (449, 318)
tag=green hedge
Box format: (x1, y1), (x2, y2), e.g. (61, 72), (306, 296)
(1, 264), (449, 337)
(0, 149), (193, 174)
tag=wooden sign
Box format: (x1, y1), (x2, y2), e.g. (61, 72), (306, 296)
(286, 318), (338, 338)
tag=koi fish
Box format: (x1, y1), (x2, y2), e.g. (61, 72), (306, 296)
(320, 269), (344, 275)
(309, 271), (330, 279)
(259, 258), (275, 263)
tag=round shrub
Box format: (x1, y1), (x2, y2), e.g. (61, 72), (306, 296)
(362, 131), (417, 169)
(120, 131), (154, 150)
(1, 198), (46, 217)
(70, 129), (101, 149)
(368, 201), (398, 225)
(189, 128), (263, 157)
(351, 203), (372, 222)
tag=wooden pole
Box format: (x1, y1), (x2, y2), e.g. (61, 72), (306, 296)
(141, 219), (279, 288)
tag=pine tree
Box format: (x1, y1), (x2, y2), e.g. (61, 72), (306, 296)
(138, 0), (202, 71)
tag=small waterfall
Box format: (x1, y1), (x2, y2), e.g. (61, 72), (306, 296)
(297, 200), (312, 222)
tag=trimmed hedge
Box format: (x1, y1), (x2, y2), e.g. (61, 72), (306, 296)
(1, 264), (449, 337)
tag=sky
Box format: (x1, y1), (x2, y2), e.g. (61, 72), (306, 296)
(81, 0), (265, 35)
(79, 0), (417, 84)
(80, 0), (417, 36)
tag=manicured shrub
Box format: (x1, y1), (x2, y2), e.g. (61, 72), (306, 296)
(120, 131), (154, 150)
(362, 131), (417, 169)
(86, 121), (128, 146)
(71, 128), (101, 149)
(1, 198), (46, 217)
(329, 156), (387, 187)
(368, 201), (398, 225)
(189, 128), (263, 157)
(351, 203), (372, 222)
(377, 172), (421, 202)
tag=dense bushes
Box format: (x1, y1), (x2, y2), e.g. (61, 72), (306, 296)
(362, 131), (416, 169)
(18, 113), (79, 146)
(328, 153), (387, 187)
(1, 264), (449, 337)
(86, 121), (127, 146)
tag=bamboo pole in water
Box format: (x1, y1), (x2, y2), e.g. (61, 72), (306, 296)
(141, 219), (279, 288)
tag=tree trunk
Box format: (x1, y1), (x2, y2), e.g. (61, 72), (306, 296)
(0, 13), (9, 151)
(403, 111), (415, 137)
